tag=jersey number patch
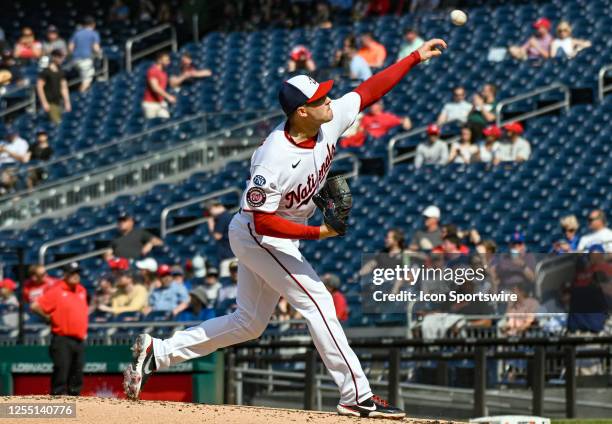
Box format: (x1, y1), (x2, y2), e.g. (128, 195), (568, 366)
(246, 187), (266, 207)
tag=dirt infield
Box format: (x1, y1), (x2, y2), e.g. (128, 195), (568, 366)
(0, 396), (460, 424)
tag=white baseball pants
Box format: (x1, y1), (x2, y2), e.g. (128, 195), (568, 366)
(152, 213), (372, 405)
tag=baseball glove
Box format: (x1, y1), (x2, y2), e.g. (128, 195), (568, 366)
(312, 175), (352, 236)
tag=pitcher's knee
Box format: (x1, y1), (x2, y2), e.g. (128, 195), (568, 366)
(231, 309), (267, 340)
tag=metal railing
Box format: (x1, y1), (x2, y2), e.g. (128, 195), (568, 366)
(387, 83), (571, 172)
(0, 111), (284, 228)
(0, 318), (310, 347)
(597, 64), (612, 102)
(38, 224), (115, 268)
(387, 124), (430, 172)
(0, 85), (37, 118)
(495, 82), (570, 127)
(534, 254), (577, 299)
(192, 14), (200, 43)
(0, 56), (110, 119)
(126, 24), (177, 72)
(160, 187), (242, 238)
(229, 335), (612, 417)
(333, 152), (360, 180)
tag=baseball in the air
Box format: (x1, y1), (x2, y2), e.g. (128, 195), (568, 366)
(450, 10), (468, 26)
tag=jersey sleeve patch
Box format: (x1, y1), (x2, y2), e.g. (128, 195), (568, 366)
(252, 175), (266, 186)
(246, 187), (267, 207)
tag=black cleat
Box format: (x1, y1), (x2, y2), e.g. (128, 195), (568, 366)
(337, 395), (406, 419)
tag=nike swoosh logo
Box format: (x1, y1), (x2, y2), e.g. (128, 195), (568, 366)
(360, 404), (377, 412)
(292, 160), (301, 168)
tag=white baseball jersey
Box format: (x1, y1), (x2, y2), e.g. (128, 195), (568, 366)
(151, 90), (374, 407)
(240, 91), (361, 226)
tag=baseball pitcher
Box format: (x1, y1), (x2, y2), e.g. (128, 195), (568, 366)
(124, 38), (446, 419)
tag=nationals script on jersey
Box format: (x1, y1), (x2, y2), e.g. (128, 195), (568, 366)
(240, 92), (361, 226)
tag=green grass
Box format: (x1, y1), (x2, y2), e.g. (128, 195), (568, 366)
(551, 420), (612, 424)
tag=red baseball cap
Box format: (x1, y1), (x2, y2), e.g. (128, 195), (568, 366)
(0, 278), (17, 291)
(503, 122), (524, 134)
(533, 18), (551, 30)
(290, 45), (311, 61)
(108, 257), (130, 270)
(482, 125), (502, 139)
(426, 124), (440, 135)
(157, 264), (171, 277)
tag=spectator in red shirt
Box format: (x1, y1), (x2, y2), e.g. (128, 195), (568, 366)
(169, 53), (212, 89)
(14, 27), (42, 61)
(509, 17), (553, 61)
(322, 273), (348, 322)
(31, 262), (88, 395)
(23, 264), (62, 304)
(574, 245), (612, 288)
(142, 51), (176, 119)
(431, 226), (471, 254)
(362, 101), (412, 137)
(287, 45), (316, 74)
(340, 101), (411, 148)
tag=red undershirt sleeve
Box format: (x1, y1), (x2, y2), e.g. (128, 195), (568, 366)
(353, 50), (422, 111)
(253, 212), (321, 240)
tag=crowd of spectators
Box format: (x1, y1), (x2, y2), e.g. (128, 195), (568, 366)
(0, 4), (594, 202)
(0, 15), (105, 195)
(414, 121), (531, 168)
(1, 254), (242, 328)
(0, 0), (199, 194)
(355, 203), (611, 347)
(0, 207), (609, 359)
(0, 4), (607, 349)
(1, 16), (102, 101)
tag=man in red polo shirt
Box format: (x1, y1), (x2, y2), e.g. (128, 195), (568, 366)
(142, 51), (176, 119)
(31, 262), (88, 395)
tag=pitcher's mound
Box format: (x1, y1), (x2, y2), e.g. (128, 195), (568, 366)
(0, 395), (458, 424)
